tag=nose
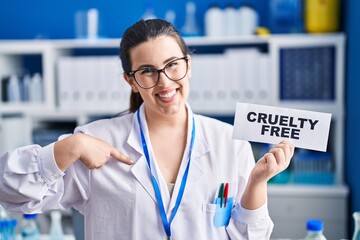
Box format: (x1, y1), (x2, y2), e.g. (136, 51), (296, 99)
(157, 70), (171, 87)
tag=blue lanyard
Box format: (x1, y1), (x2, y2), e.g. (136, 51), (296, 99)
(136, 109), (195, 237)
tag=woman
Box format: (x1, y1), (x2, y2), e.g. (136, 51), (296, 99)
(0, 19), (294, 239)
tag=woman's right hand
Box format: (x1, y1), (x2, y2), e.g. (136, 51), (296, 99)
(54, 133), (133, 171)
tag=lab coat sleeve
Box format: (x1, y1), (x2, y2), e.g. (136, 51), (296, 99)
(226, 140), (274, 239)
(227, 202), (274, 239)
(0, 141), (88, 214)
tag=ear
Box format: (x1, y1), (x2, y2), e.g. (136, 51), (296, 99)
(123, 72), (139, 93)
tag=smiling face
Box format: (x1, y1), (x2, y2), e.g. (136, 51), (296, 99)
(124, 36), (192, 119)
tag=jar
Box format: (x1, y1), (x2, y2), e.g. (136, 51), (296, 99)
(305, 0), (340, 33)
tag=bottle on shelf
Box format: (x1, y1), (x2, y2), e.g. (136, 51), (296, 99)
(204, 4), (224, 37)
(0, 220), (6, 239)
(87, 8), (99, 39)
(7, 75), (21, 102)
(165, 10), (176, 26)
(224, 4), (238, 36)
(269, 0), (303, 33)
(238, 4), (258, 36)
(22, 74), (31, 102)
(9, 219), (17, 240)
(352, 212), (360, 240)
(0, 204), (17, 240)
(141, 3), (157, 20)
(3, 219), (17, 240)
(181, 1), (200, 36)
(29, 73), (43, 103)
(49, 211), (64, 240)
(305, 0), (339, 33)
(21, 214), (40, 240)
(304, 219), (327, 240)
(0, 204), (9, 219)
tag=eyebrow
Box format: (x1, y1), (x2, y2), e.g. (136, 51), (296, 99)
(136, 56), (180, 69)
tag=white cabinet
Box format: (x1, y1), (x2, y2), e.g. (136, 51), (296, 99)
(0, 41), (56, 113)
(268, 185), (348, 239)
(0, 34), (348, 238)
(269, 34), (346, 187)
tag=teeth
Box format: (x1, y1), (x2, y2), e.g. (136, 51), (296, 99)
(158, 90), (176, 99)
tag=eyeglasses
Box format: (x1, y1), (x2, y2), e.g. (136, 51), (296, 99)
(128, 56), (189, 89)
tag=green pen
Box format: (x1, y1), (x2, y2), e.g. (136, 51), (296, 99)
(218, 183), (224, 208)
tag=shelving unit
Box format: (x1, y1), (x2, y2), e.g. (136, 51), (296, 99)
(0, 41), (57, 113)
(268, 184), (348, 238)
(0, 33), (348, 239)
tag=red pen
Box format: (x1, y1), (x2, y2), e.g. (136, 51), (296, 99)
(224, 183), (229, 207)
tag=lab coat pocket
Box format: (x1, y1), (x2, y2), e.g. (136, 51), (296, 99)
(202, 197), (234, 227)
(213, 197), (234, 227)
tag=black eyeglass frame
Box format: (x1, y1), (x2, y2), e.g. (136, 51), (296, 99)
(128, 56), (189, 89)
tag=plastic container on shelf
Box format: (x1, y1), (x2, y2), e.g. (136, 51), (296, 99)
(142, 3), (157, 20)
(29, 73), (43, 103)
(269, 0), (303, 33)
(22, 74), (31, 102)
(353, 212), (360, 240)
(49, 211), (64, 240)
(0, 205), (9, 220)
(304, 219), (327, 240)
(87, 8), (99, 39)
(165, 10), (176, 26)
(21, 214), (40, 240)
(0, 204), (17, 240)
(237, 5), (258, 35)
(75, 10), (87, 39)
(224, 4), (238, 36)
(4, 219), (17, 240)
(305, 0), (340, 33)
(7, 75), (21, 102)
(204, 4), (224, 37)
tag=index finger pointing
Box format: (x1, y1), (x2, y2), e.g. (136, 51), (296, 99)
(110, 148), (134, 165)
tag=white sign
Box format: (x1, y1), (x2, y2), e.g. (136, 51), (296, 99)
(232, 103), (332, 152)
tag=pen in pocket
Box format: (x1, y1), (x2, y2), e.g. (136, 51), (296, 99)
(214, 183), (229, 208)
(224, 183), (229, 207)
(218, 183), (224, 207)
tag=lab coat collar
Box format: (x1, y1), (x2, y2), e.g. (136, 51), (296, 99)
(128, 105), (156, 201)
(128, 103), (209, 205)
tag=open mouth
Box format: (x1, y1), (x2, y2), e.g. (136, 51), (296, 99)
(158, 89), (177, 99)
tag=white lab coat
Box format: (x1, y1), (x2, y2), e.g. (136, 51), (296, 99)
(0, 104), (273, 239)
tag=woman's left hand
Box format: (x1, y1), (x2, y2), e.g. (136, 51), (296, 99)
(241, 140), (295, 210)
(250, 140), (295, 184)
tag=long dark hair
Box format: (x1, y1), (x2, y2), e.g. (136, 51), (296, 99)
(120, 19), (191, 113)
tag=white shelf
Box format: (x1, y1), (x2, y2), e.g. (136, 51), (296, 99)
(26, 110), (120, 126)
(0, 102), (50, 114)
(276, 101), (344, 117)
(184, 35), (269, 45)
(49, 38), (121, 49)
(0, 33), (344, 50)
(0, 41), (51, 54)
(268, 184), (349, 197)
(14, 235), (75, 240)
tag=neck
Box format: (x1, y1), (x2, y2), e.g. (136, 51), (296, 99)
(145, 105), (188, 132)
(142, 104), (189, 184)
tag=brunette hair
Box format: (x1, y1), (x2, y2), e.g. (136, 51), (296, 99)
(120, 19), (191, 113)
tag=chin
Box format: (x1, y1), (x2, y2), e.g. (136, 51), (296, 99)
(160, 102), (186, 116)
